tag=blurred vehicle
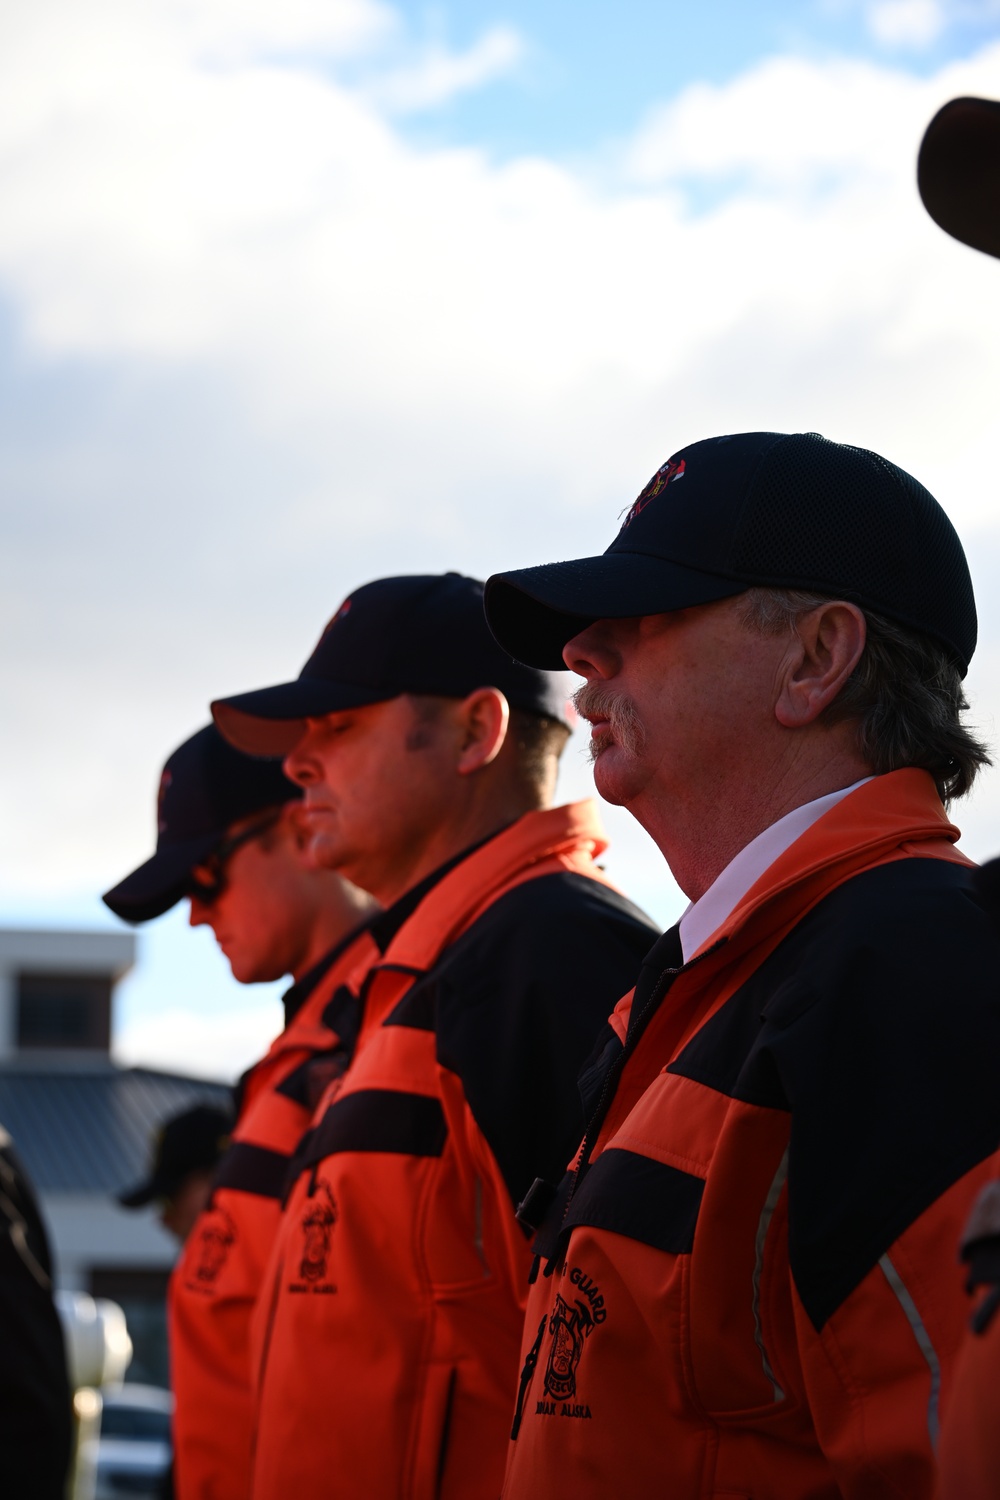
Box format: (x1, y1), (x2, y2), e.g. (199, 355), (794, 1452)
(94, 1384), (172, 1500)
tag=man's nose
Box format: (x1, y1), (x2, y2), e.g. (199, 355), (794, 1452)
(188, 897), (209, 929)
(563, 620), (619, 680)
(283, 736), (316, 787)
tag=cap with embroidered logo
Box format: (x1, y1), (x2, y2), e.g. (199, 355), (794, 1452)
(211, 572), (573, 758)
(483, 430), (977, 676)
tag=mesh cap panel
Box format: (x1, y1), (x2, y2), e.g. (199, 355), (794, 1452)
(729, 434), (976, 666)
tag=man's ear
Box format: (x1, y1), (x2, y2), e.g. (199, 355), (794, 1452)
(455, 688), (510, 775)
(774, 602), (866, 728)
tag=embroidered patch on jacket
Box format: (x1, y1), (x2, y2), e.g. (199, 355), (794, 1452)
(286, 1179), (339, 1296)
(534, 1266), (607, 1419)
(185, 1208), (237, 1292)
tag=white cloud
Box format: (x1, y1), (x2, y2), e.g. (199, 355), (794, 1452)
(5, 6), (1000, 1070)
(114, 1000), (283, 1081)
(367, 26), (524, 112)
(866, 0), (947, 47)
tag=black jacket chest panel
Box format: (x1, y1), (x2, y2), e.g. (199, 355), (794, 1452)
(666, 858), (1000, 1331)
(382, 872), (659, 1206)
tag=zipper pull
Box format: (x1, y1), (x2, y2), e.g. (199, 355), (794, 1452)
(510, 1315), (548, 1441)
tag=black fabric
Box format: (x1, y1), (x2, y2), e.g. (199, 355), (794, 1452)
(274, 1047), (353, 1109)
(304, 1089), (448, 1162)
(426, 873), (658, 1207)
(281, 921), (371, 1025)
(212, 1142), (292, 1201)
(563, 1148), (705, 1255)
(668, 857), (1000, 1331)
(0, 1133), (72, 1500)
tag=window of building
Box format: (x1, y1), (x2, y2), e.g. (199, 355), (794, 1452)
(16, 972), (113, 1050)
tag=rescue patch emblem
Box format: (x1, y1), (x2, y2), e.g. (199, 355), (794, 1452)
(288, 1180), (338, 1293)
(621, 456), (686, 528)
(543, 1294), (596, 1402)
(189, 1208), (237, 1288)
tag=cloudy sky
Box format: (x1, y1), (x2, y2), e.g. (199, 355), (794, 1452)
(4, 0), (1000, 1079)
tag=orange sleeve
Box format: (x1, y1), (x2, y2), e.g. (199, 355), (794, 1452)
(792, 1161), (995, 1499)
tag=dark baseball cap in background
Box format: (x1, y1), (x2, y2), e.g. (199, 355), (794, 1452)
(102, 724), (300, 924)
(483, 430), (976, 677)
(918, 96), (1000, 260)
(211, 572), (573, 758)
(119, 1103), (233, 1208)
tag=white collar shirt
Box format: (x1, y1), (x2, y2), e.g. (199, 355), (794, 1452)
(678, 778), (874, 963)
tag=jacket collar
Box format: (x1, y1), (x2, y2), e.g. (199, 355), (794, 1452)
(691, 768), (966, 970)
(369, 799), (609, 976)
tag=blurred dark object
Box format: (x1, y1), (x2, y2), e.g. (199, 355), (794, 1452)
(0, 1125), (73, 1499)
(94, 1383), (173, 1500)
(976, 856), (1000, 936)
(118, 1104), (232, 1210)
(918, 96), (1000, 259)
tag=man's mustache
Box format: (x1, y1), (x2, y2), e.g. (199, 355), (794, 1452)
(572, 683), (645, 760)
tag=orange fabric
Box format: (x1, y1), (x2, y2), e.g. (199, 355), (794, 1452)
(169, 926), (377, 1500)
(250, 801), (627, 1500)
(937, 1296), (1000, 1498)
(503, 770), (991, 1500)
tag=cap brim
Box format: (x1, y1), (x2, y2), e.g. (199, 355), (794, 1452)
(484, 552), (745, 668)
(103, 835), (221, 924)
(118, 1164), (182, 1207)
(211, 678), (395, 757)
(918, 96), (1000, 259)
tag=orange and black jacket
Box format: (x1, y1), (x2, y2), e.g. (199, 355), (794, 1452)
(169, 922), (376, 1500)
(250, 801), (657, 1500)
(504, 771), (1000, 1500)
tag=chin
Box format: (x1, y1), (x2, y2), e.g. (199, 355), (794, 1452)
(591, 749), (634, 808)
(308, 829), (351, 872)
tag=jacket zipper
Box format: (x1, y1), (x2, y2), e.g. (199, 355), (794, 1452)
(557, 938), (726, 1238)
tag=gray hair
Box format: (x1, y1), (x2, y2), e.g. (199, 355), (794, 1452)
(737, 587), (991, 804)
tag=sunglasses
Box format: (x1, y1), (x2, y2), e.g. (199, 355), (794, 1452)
(188, 809), (284, 905)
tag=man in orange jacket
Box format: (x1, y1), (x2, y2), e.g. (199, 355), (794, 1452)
(210, 571), (658, 1500)
(104, 724), (377, 1500)
(484, 430), (1000, 1500)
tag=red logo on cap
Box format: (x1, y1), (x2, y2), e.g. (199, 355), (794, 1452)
(156, 770), (172, 835)
(320, 597), (352, 640)
(622, 457), (686, 528)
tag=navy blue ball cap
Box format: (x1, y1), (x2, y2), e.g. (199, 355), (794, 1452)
(119, 1103), (233, 1208)
(484, 431), (977, 676)
(211, 572), (573, 758)
(102, 724), (300, 924)
(918, 96), (1000, 259)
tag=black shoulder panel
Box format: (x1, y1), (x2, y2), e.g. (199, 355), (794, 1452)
(671, 858), (1000, 1331)
(564, 1147), (704, 1254)
(213, 1142), (292, 1201)
(430, 872), (659, 1206)
(304, 1088), (448, 1165)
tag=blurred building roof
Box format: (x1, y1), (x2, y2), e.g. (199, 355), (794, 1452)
(0, 1060), (230, 1195)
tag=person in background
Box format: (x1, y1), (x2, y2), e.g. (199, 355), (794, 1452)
(484, 429), (1000, 1500)
(104, 724), (378, 1500)
(119, 1103), (234, 1243)
(918, 93), (1000, 1500)
(0, 1125), (72, 1500)
(210, 571), (659, 1500)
